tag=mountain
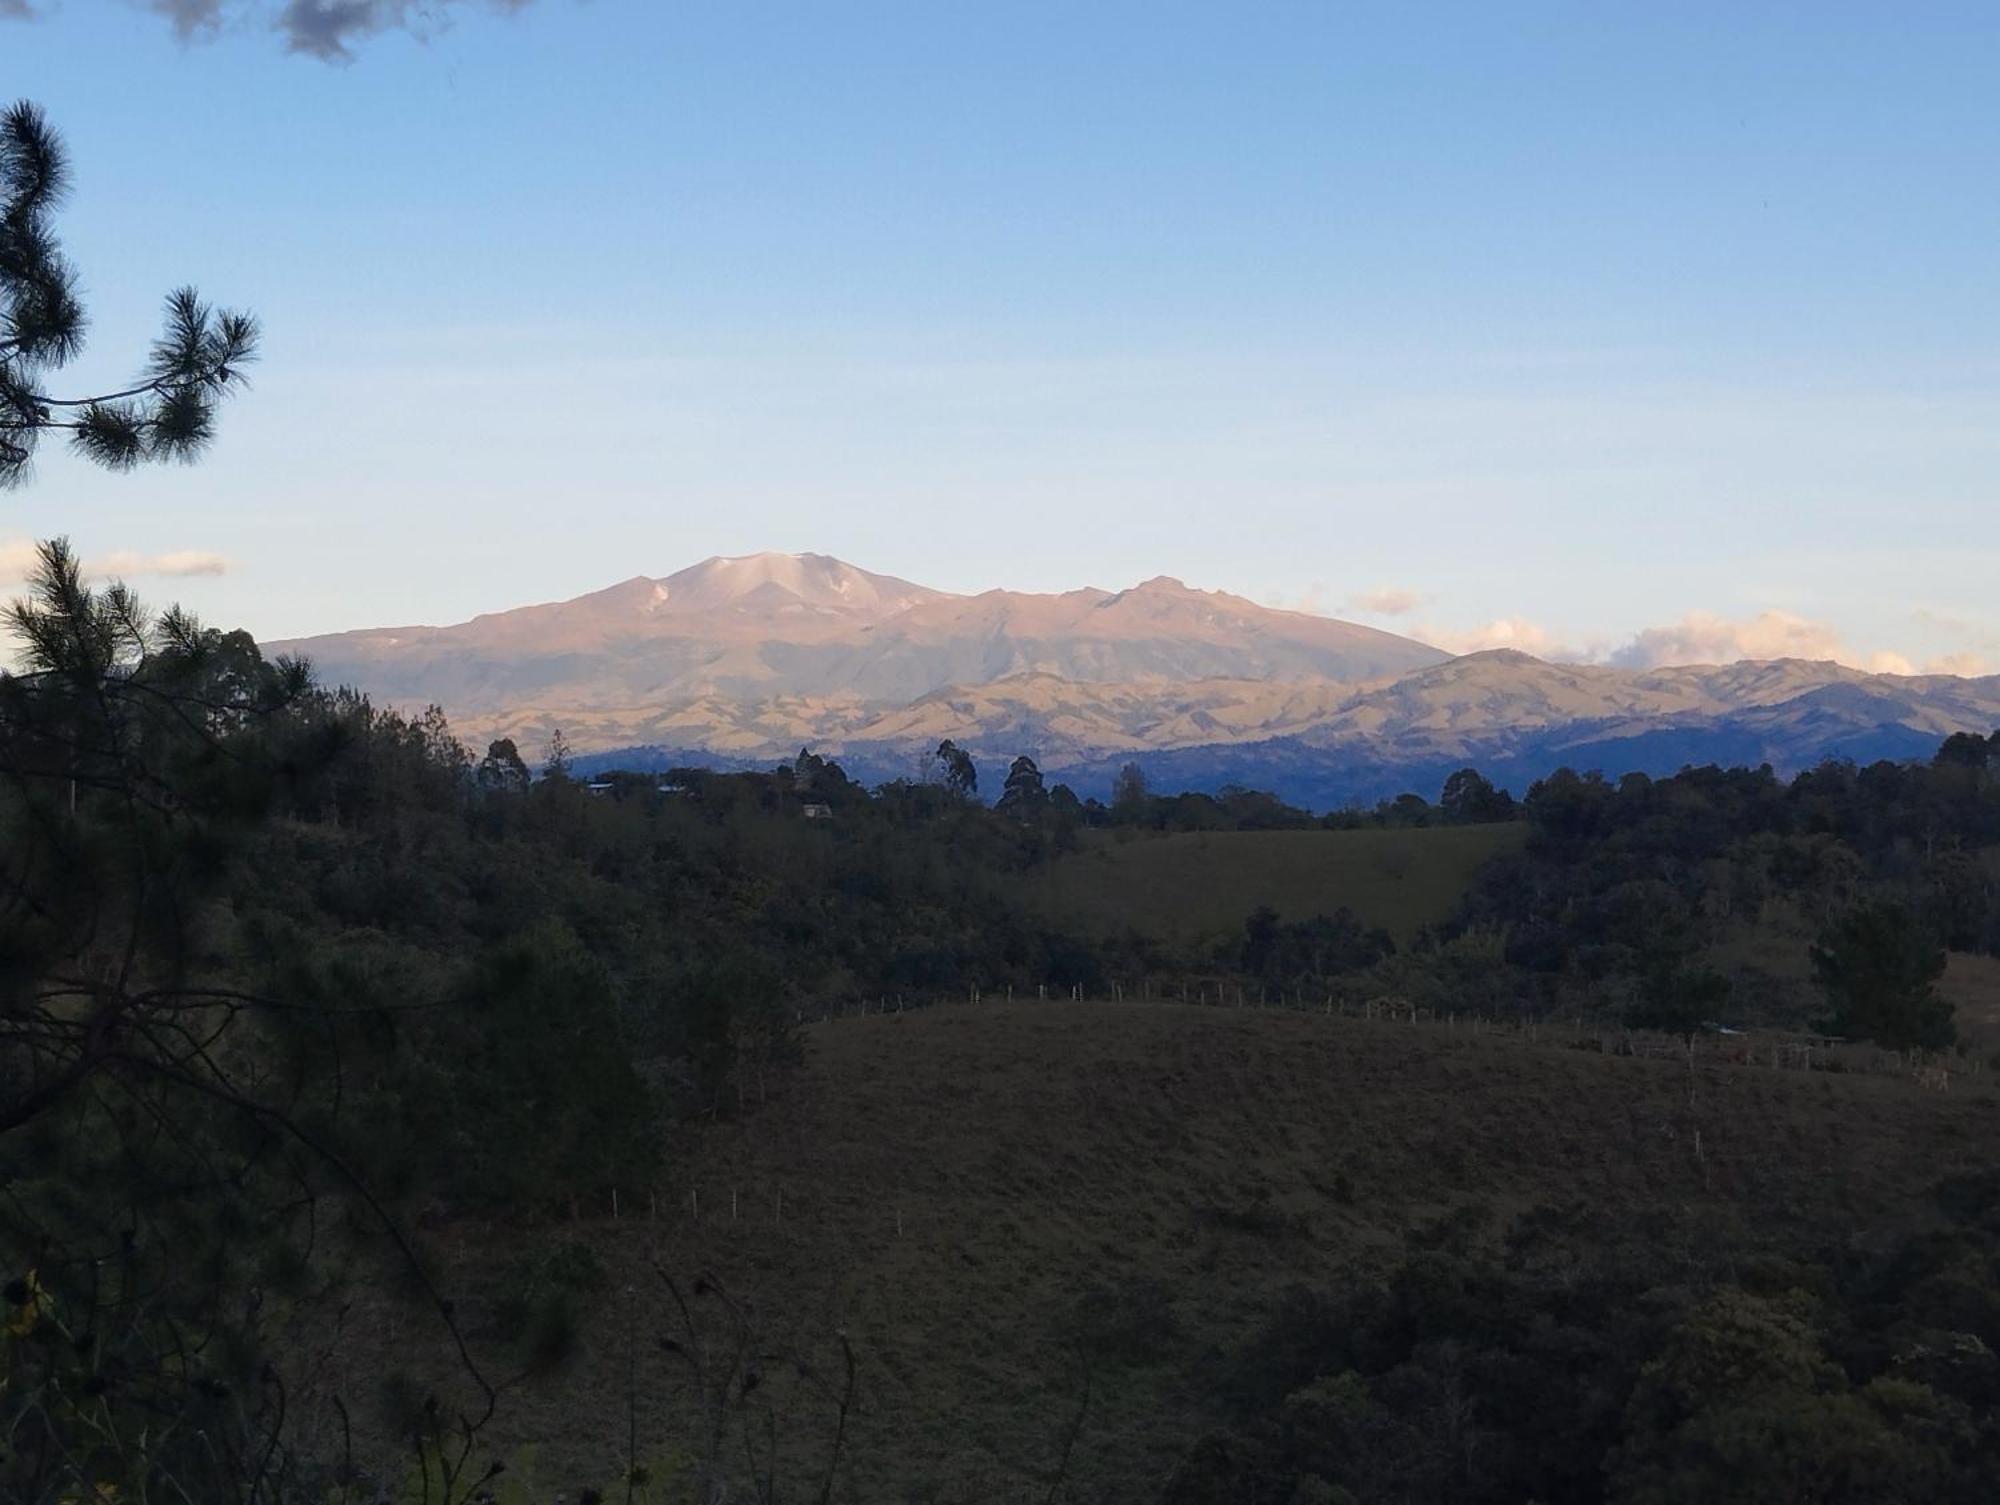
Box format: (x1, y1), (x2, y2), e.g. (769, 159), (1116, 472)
(266, 554), (2000, 806)
(267, 553), (1448, 749)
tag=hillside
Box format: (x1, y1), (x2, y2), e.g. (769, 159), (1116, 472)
(355, 1000), (2000, 1502)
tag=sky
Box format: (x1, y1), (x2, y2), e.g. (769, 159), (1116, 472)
(3, 0), (1998, 674)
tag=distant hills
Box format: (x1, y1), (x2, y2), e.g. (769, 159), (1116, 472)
(268, 553), (2000, 806)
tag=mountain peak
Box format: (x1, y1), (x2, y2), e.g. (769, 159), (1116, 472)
(649, 553), (953, 617)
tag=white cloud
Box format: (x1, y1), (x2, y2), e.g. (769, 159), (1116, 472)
(1925, 651), (1991, 677)
(1408, 605), (1990, 681)
(1421, 616), (1581, 659)
(1606, 610), (1848, 669)
(92, 548), (231, 578)
(1348, 586), (1426, 617)
(1, 537), (232, 584)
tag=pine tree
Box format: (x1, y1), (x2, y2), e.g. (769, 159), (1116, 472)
(2, 102), (258, 486)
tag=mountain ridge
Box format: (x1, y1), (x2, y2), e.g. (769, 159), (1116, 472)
(265, 553), (2000, 806)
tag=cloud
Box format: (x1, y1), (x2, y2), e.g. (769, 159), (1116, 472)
(1479, 610), (1991, 679)
(0, 0), (549, 59)
(1407, 606), (1993, 681)
(1271, 582), (1427, 619)
(1421, 617), (1580, 659)
(1924, 651), (1991, 677)
(1264, 582), (1326, 614)
(1348, 586), (1426, 617)
(94, 548), (231, 578)
(275, 0), (538, 62)
(1605, 610), (1848, 670)
(145, 0), (227, 38)
(0, 538), (37, 582)
(1, 538), (231, 584)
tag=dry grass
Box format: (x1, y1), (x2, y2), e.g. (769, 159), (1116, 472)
(354, 998), (2000, 1503)
(1030, 825), (1527, 945)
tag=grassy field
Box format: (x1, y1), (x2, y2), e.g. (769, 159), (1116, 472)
(1029, 824), (1527, 944)
(335, 997), (2000, 1503)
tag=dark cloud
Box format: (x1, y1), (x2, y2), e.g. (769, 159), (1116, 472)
(277, 1), (538, 63)
(146, 0), (228, 39)
(0, 1), (547, 60)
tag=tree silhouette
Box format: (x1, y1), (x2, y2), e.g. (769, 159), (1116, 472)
(1, 102), (258, 487)
(1440, 766), (1514, 824)
(1112, 760), (1150, 819)
(933, 738), (978, 799)
(478, 736), (531, 792)
(997, 753), (1048, 817)
(544, 726), (574, 781)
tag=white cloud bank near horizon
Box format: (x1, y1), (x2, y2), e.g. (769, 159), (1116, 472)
(1397, 606), (1988, 678)
(0, 537), (231, 585)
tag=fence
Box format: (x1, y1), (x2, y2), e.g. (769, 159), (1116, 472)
(792, 979), (1989, 1094)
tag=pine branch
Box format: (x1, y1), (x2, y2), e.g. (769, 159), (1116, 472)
(0, 104), (258, 487)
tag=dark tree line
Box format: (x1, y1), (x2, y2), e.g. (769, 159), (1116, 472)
(1450, 746), (2000, 1047)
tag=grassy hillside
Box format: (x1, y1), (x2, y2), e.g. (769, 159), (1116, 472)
(350, 998), (1999, 1502)
(1029, 824), (1526, 945)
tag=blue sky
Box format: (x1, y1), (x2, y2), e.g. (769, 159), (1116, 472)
(4, 1), (1998, 672)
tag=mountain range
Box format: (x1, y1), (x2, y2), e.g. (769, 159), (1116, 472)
(268, 553), (2000, 806)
